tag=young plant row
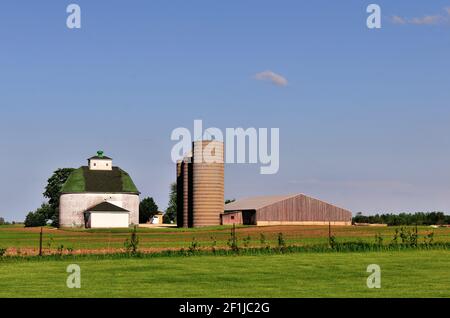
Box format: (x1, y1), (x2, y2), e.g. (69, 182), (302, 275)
(0, 225), (444, 259)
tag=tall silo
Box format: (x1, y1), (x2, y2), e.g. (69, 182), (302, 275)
(182, 156), (192, 228)
(192, 140), (224, 227)
(176, 160), (183, 228)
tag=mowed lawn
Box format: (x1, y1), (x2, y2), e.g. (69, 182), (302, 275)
(1, 250), (449, 298)
(1, 224), (450, 255)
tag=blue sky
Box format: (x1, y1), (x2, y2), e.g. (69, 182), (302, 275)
(1, 1), (450, 221)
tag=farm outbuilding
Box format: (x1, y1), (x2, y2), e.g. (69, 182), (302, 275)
(222, 194), (352, 226)
(150, 212), (164, 225)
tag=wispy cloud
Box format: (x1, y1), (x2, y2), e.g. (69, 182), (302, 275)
(391, 15), (406, 25)
(410, 15), (444, 25)
(254, 70), (288, 87)
(391, 7), (450, 25)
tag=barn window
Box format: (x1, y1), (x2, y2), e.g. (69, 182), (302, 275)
(231, 216), (235, 220)
(94, 163), (97, 166)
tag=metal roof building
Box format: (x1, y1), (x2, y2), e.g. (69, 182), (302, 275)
(222, 194), (352, 226)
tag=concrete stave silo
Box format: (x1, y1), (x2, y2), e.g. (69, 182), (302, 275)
(176, 160), (184, 228)
(176, 140), (224, 228)
(182, 157), (192, 228)
(192, 140), (224, 227)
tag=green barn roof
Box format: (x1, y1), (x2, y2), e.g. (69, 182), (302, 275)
(61, 166), (140, 194)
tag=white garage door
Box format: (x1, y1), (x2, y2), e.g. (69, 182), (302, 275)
(90, 212), (129, 228)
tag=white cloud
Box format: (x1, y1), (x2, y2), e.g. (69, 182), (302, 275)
(391, 7), (450, 26)
(254, 70), (288, 87)
(391, 15), (406, 25)
(410, 15), (443, 25)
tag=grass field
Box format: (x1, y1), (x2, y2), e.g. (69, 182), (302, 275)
(1, 224), (449, 256)
(1, 250), (449, 298)
(1, 224), (449, 298)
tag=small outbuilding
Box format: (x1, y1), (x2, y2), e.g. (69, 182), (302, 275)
(150, 212), (164, 225)
(222, 194), (352, 226)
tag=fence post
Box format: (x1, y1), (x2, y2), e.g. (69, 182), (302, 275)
(328, 221), (332, 246)
(39, 227), (43, 256)
(231, 223), (237, 250)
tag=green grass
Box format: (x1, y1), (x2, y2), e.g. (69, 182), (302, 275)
(1, 250), (449, 297)
(1, 225), (449, 298)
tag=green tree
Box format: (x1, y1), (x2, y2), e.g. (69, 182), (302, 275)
(139, 197), (159, 223)
(0, 217), (5, 225)
(164, 183), (177, 224)
(43, 168), (74, 227)
(44, 168), (75, 208)
(24, 204), (53, 227)
(352, 211), (450, 226)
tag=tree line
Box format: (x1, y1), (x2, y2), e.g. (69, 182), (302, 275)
(353, 212), (450, 226)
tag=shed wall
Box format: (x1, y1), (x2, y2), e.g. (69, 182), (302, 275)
(221, 212), (243, 225)
(256, 194), (352, 224)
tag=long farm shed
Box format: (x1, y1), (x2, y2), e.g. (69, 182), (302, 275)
(222, 194), (352, 226)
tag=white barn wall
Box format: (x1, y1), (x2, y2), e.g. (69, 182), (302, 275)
(60, 193), (139, 227)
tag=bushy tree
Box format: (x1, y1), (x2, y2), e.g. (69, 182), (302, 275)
(44, 168), (74, 208)
(24, 204), (53, 227)
(139, 197), (159, 223)
(164, 183), (177, 224)
(42, 168), (74, 227)
(0, 217), (5, 225)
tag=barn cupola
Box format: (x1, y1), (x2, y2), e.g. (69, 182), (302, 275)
(88, 151), (113, 171)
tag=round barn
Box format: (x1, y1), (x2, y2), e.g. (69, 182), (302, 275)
(59, 151), (140, 228)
